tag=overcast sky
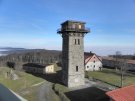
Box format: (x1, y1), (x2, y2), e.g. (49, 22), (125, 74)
(0, 0), (135, 55)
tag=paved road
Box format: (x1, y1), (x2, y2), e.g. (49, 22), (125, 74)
(38, 82), (60, 101)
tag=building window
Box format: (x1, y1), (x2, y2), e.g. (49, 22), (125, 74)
(94, 61), (95, 63)
(78, 39), (80, 45)
(72, 24), (76, 29)
(93, 65), (95, 68)
(76, 66), (78, 72)
(75, 39), (80, 45)
(75, 39), (77, 44)
(79, 24), (81, 29)
(87, 66), (89, 69)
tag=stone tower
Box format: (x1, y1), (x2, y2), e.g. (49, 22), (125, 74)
(57, 20), (90, 87)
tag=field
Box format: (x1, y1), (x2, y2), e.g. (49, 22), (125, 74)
(86, 68), (135, 87)
(0, 67), (45, 101)
(1, 66), (135, 101)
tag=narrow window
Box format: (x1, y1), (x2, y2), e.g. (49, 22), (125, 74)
(78, 39), (80, 45)
(72, 24), (75, 29)
(76, 66), (78, 72)
(94, 60), (95, 63)
(75, 39), (77, 44)
(87, 66), (89, 68)
(79, 24), (81, 29)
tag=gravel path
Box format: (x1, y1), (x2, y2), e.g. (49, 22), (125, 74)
(38, 82), (60, 101)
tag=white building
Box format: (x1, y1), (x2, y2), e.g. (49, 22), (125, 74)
(84, 52), (102, 71)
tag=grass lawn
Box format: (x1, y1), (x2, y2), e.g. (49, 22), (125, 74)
(21, 86), (40, 101)
(0, 67), (45, 100)
(86, 68), (135, 87)
(54, 83), (70, 93)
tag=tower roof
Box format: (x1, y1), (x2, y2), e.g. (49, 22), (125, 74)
(57, 20), (90, 34)
(61, 20), (86, 25)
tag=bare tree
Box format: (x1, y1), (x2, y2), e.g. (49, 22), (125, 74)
(114, 51), (127, 87)
(119, 57), (127, 87)
(114, 51), (121, 71)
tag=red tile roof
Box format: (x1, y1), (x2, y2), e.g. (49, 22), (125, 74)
(84, 52), (102, 65)
(128, 60), (135, 64)
(84, 52), (94, 60)
(106, 85), (135, 101)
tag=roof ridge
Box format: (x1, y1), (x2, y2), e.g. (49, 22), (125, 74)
(106, 84), (135, 94)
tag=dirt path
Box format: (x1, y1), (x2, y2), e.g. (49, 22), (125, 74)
(38, 82), (60, 101)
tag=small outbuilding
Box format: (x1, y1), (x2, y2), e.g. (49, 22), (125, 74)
(23, 63), (54, 74)
(84, 52), (102, 71)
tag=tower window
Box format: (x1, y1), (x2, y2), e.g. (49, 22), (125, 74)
(72, 24), (76, 29)
(79, 24), (81, 29)
(76, 66), (78, 72)
(78, 39), (80, 45)
(75, 39), (80, 45)
(75, 39), (77, 44)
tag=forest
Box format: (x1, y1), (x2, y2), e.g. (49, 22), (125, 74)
(109, 55), (135, 60)
(0, 49), (62, 70)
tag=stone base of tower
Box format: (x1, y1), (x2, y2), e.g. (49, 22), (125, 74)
(63, 73), (85, 88)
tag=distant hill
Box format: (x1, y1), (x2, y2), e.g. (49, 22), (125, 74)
(0, 48), (62, 70)
(0, 47), (26, 56)
(0, 47), (26, 50)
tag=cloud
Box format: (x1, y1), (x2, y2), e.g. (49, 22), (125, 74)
(128, 29), (135, 33)
(85, 46), (135, 56)
(125, 28), (135, 33)
(31, 23), (43, 30)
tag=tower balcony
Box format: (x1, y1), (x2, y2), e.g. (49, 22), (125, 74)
(57, 27), (90, 34)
